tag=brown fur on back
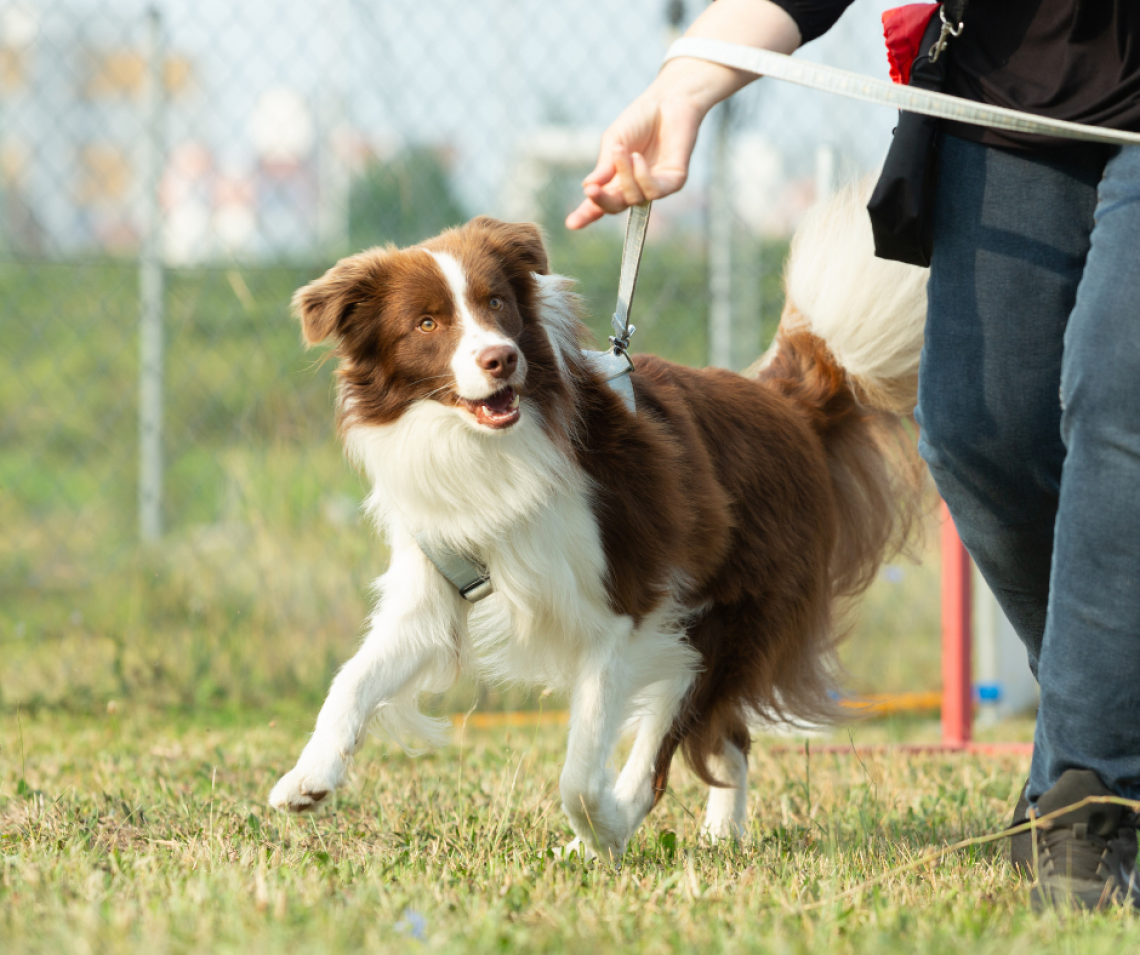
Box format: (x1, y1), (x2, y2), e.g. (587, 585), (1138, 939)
(588, 319), (925, 794)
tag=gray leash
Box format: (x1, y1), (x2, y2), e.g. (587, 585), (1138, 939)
(665, 38), (1140, 148)
(418, 202), (653, 602)
(582, 199), (651, 414)
(612, 200), (652, 355)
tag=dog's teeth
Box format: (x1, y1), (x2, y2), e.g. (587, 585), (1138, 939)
(510, 393), (520, 410)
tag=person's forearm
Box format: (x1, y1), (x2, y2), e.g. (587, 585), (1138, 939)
(657, 0), (802, 115)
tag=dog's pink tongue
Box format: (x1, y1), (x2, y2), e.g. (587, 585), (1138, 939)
(483, 388), (514, 414)
(474, 387), (519, 428)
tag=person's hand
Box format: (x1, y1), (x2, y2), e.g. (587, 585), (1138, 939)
(565, 73), (708, 230)
(565, 0), (801, 230)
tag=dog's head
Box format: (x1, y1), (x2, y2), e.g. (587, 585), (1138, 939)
(294, 217), (568, 432)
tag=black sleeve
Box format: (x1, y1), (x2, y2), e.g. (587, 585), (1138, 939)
(766, 0), (859, 44)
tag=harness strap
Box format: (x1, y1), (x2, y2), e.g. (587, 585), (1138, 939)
(665, 37), (1140, 148)
(583, 348), (637, 413)
(414, 532), (493, 602)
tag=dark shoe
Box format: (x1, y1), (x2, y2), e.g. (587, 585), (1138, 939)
(1028, 769), (1140, 911)
(1008, 780), (1032, 876)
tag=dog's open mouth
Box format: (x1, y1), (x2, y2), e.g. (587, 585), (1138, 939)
(460, 386), (521, 429)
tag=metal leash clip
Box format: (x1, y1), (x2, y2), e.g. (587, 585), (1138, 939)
(928, 7), (964, 64)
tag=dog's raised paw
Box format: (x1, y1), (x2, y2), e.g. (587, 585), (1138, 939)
(268, 767), (337, 813)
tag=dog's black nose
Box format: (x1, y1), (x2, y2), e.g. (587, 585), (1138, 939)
(477, 345), (518, 379)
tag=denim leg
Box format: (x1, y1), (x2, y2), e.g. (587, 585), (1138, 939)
(1029, 145), (1140, 802)
(917, 135), (1101, 679)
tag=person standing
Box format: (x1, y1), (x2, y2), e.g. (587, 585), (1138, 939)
(568, 0), (1140, 910)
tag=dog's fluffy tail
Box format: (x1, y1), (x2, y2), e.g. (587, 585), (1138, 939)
(756, 180), (929, 414)
(756, 181), (929, 600)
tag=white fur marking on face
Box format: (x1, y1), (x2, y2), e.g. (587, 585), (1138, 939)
(429, 250), (527, 400)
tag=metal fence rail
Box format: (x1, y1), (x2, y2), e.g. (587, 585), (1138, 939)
(2, 0), (917, 709)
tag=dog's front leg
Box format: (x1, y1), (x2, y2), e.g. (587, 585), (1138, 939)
(559, 634), (636, 862)
(612, 675), (694, 835)
(269, 538), (465, 813)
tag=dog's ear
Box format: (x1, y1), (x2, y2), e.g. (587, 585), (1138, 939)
(292, 250), (390, 346)
(466, 217), (550, 277)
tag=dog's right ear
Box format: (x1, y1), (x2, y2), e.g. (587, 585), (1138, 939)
(292, 250), (389, 346)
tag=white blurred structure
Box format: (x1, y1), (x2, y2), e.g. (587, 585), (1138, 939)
(974, 569), (1040, 723)
(500, 126), (600, 223)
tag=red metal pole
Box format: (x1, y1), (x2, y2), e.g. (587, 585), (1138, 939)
(941, 501), (972, 747)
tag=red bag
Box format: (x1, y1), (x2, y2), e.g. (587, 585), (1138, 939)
(882, 3), (940, 85)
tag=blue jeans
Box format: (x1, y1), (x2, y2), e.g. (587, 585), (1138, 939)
(917, 134), (1140, 803)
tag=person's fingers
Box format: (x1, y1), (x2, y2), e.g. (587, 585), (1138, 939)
(581, 149), (616, 189)
(565, 196), (607, 230)
(613, 145), (648, 207)
(629, 151), (660, 199)
(569, 93), (697, 226)
(636, 104), (699, 197)
(583, 180), (635, 215)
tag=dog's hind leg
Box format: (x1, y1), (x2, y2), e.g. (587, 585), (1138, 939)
(269, 533), (466, 813)
(701, 724), (750, 842)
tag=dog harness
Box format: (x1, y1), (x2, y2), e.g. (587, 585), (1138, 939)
(416, 202), (652, 603)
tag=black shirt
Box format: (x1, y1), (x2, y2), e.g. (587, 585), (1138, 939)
(768, 0), (1140, 150)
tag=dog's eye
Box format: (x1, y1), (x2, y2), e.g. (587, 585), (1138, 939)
(417, 317), (437, 332)
(488, 297), (503, 311)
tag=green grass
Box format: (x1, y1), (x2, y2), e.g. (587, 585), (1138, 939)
(5, 706), (1139, 954)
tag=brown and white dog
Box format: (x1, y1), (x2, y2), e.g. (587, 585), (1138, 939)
(268, 185), (929, 858)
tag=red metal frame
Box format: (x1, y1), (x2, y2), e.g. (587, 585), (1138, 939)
(941, 502), (973, 747)
(939, 501), (1033, 755)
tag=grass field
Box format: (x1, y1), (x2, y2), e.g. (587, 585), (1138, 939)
(6, 705), (1140, 954)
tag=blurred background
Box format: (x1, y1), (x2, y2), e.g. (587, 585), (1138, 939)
(3, 0), (956, 715)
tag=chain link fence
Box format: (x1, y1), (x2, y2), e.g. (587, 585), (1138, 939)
(3, 0), (940, 710)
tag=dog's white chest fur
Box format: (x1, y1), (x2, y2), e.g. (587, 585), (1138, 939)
(344, 398), (615, 685)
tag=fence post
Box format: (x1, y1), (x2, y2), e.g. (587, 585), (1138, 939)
(317, 0), (350, 256)
(708, 99), (733, 369)
(138, 7), (166, 542)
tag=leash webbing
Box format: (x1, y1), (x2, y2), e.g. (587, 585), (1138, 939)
(665, 38), (1140, 148)
(611, 201), (652, 354)
(584, 200), (652, 415)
